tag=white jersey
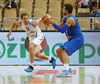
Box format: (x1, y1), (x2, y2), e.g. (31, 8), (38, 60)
(21, 19), (44, 42)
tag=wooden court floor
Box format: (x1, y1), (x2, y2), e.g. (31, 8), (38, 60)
(0, 66), (100, 84)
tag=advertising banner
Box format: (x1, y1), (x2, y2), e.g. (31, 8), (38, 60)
(0, 31), (100, 65)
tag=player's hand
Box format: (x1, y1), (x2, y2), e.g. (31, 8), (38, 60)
(46, 17), (54, 25)
(7, 32), (11, 38)
(45, 24), (49, 30)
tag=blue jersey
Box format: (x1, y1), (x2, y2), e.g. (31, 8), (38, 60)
(63, 14), (83, 39)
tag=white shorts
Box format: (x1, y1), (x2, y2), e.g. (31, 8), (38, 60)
(33, 45), (42, 54)
(30, 37), (44, 54)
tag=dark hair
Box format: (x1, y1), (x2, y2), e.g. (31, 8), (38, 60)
(21, 13), (29, 19)
(64, 4), (73, 14)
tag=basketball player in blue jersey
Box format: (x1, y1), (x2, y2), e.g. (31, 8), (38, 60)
(7, 13), (56, 72)
(47, 4), (84, 76)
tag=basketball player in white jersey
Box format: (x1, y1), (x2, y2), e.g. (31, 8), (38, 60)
(7, 13), (56, 72)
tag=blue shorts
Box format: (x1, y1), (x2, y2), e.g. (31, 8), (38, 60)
(60, 37), (84, 56)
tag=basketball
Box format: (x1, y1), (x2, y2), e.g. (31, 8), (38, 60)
(25, 36), (47, 53)
(42, 15), (52, 25)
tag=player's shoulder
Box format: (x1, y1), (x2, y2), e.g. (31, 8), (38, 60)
(28, 19), (34, 26)
(66, 16), (76, 26)
(67, 17), (75, 22)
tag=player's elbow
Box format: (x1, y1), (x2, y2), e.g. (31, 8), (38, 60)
(60, 29), (65, 33)
(61, 31), (64, 33)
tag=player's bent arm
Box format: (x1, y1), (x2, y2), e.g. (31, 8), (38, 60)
(33, 18), (42, 27)
(53, 20), (64, 31)
(52, 17), (74, 33)
(9, 20), (21, 33)
(53, 23), (69, 33)
(53, 27), (58, 31)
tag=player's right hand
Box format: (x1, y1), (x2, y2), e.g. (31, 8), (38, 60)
(46, 17), (54, 25)
(7, 32), (11, 38)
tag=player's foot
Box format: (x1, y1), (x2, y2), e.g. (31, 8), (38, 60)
(62, 68), (73, 75)
(50, 57), (56, 69)
(56, 70), (71, 77)
(24, 65), (33, 72)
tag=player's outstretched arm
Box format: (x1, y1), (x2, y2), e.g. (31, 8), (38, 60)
(47, 17), (74, 33)
(51, 19), (64, 31)
(7, 20), (21, 38)
(33, 18), (42, 27)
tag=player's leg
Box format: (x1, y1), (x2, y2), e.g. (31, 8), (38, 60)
(61, 49), (73, 74)
(61, 49), (69, 64)
(35, 51), (56, 69)
(35, 51), (48, 60)
(24, 43), (36, 72)
(56, 37), (84, 76)
(29, 43), (36, 64)
(56, 40), (74, 77)
(56, 47), (64, 63)
(56, 47), (73, 75)
(56, 49), (71, 77)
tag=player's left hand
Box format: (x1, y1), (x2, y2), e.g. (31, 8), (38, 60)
(45, 24), (49, 30)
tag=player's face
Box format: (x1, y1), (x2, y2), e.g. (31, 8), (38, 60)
(62, 6), (67, 15)
(22, 15), (29, 25)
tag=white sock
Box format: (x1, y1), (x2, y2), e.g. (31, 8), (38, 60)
(64, 64), (69, 70)
(30, 63), (33, 67)
(48, 57), (51, 61)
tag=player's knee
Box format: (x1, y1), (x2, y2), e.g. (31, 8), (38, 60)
(35, 53), (38, 57)
(29, 47), (33, 52)
(56, 49), (59, 54)
(35, 53), (40, 58)
(29, 43), (36, 51)
(56, 47), (62, 54)
(29, 45), (34, 51)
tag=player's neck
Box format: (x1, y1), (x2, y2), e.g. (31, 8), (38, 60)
(66, 14), (71, 18)
(24, 22), (28, 26)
